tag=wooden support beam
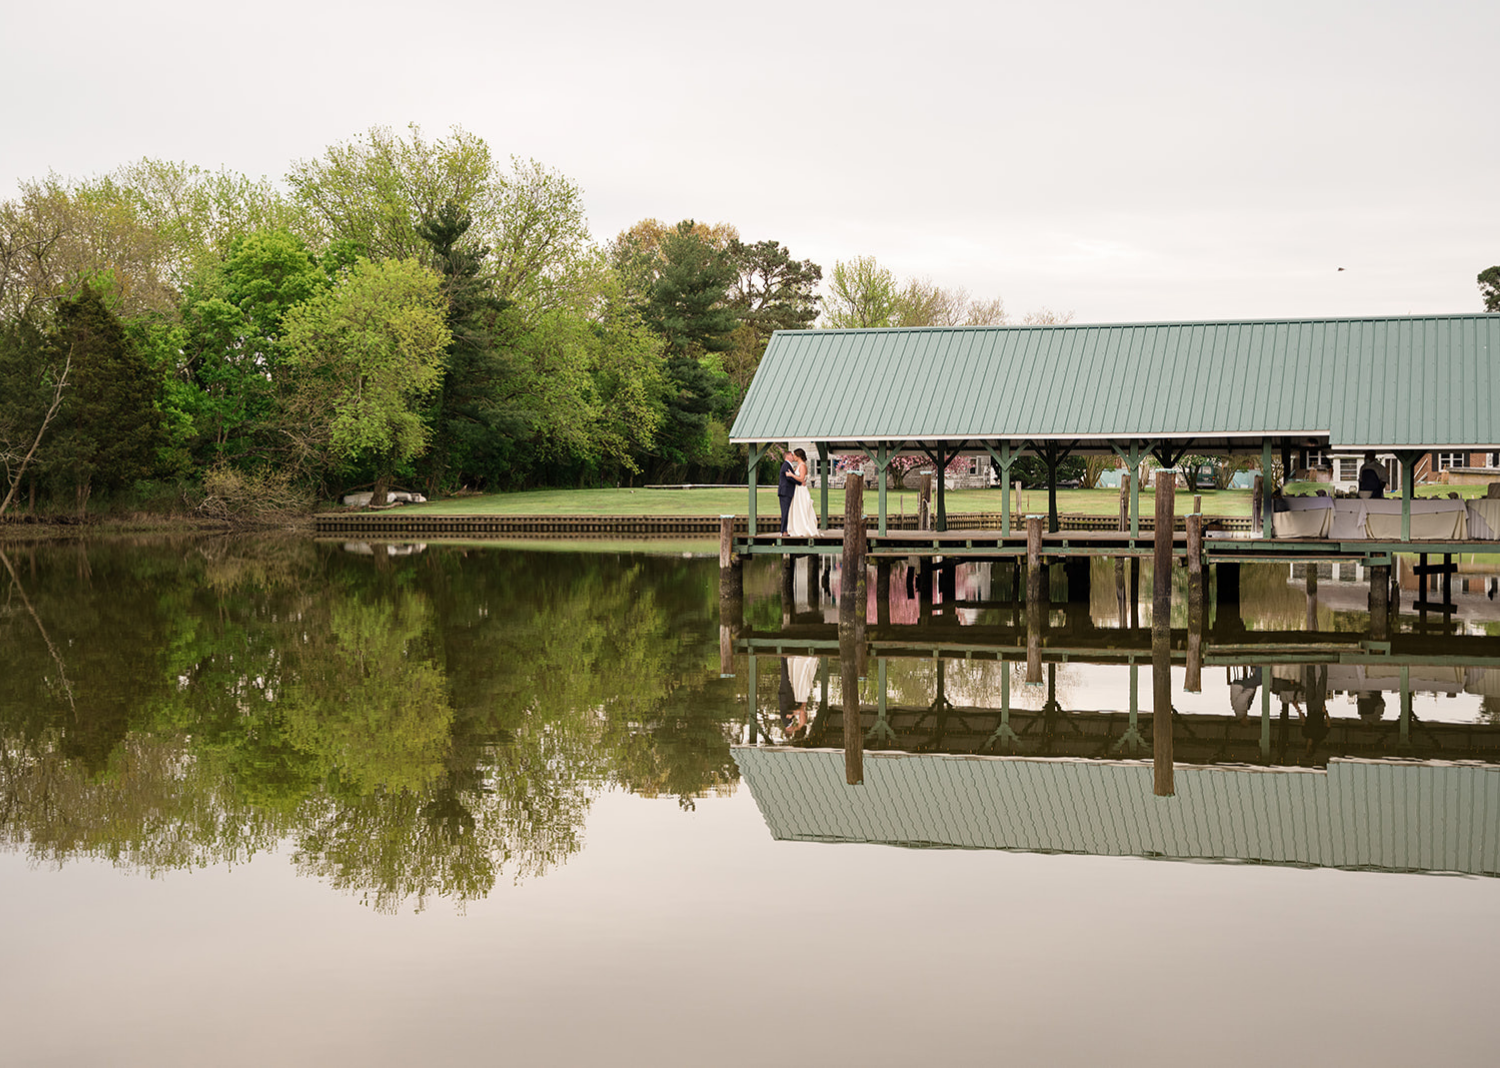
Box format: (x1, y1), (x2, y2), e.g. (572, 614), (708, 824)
(983, 442), (1016, 536)
(1261, 439), (1274, 539)
(1109, 441), (1143, 539)
(840, 472), (867, 785)
(747, 444), (768, 537)
(1027, 515), (1044, 682)
(818, 442), (831, 530)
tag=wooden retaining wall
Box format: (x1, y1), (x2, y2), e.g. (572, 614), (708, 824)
(314, 512), (1255, 539)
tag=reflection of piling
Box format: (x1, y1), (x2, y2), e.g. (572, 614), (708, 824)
(840, 475), (866, 785)
(1063, 557), (1090, 603)
(1026, 515), (1044, 607)
(939, 559), (957, 608)
(1153, 481), (1174, 622)
(780, 555), (795, 626)
(718, 516), (742, 676)
(1369, 563), (1391, 638)
(1130, 556), (1141, 629)
(1185, 514), (1204, 692)
(1152, 624), (1174, 797)
(1305, 563), (1318, 631)
(1115, 558), (1128, 627)
(876, 560), (890, 625)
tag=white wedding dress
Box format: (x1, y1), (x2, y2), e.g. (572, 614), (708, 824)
(787, 470), (820, 537)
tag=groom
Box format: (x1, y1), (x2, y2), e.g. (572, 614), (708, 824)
(777, 447), (797, 535)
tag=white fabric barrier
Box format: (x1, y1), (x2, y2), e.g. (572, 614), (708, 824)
(1362, 498), (1467, 540)
(1466, 499), (1500, 540)
(1273, 496), (1333, 538)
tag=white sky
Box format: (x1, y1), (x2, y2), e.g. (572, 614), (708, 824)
(4, 0), (1496, 323)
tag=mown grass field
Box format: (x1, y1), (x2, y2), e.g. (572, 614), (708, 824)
(390, 480), (1487, 519)
(399, 486), (1253, 518)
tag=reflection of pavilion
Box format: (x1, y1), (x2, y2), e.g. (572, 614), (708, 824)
(733, 747), (1500, 876)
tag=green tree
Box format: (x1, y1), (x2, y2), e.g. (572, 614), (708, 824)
(281, 258), (451, 503)
(722, 238), (821, 400)
(1480, 266), (1500, 312)
(44, 283), (164, 513)
(179, 229), (334, 466)
(288, 125), (593, 317)
(823, 255), (900, 328)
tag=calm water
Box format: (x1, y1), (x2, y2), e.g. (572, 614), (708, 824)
(2, 539), (1497, 1066)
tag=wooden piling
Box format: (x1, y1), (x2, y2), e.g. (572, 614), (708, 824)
(1252, 474), (1264, 532)
(1026, 515), (1044, 609)
(718, 515), (742, 677)
(841, 473), (866, 624)
(1154, 477), (1174, 623)
(1119, 481), (1128, 532)
(918, 474), (932, 531)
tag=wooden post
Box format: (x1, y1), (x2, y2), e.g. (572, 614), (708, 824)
(935, 446), (948, 532)
(1401, 452), (1414, 542)
(1192, 493), (1202, 515)
(1026, 515), (1044, 608)
(748, 446), (761, 537)
(818, 444), (830, 531)
(1119, 481), (1128, 532)
(841, 474), (866, 624)
(1128, 442), (1141, 539)
(919, 474), (932, 531)
(1261, 439), (1274, 539)
(1185, 513), (1203, 693)
(1252, 474), (1264, 536)
(877, 443), (889, 536)
(1154, 472), (1174, 625)
(1152, 622), (1174, 797)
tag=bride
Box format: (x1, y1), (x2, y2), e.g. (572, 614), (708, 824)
(787, 448), (820, 537)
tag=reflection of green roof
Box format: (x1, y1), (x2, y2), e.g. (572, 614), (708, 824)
(729, 316), (1500, 450)
(732, 748), (1500, 876)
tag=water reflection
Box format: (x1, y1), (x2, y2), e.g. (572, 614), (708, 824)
(734, 554), (1500, 875)
(0, 539), (740, 911)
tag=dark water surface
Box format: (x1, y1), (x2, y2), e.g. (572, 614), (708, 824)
(2, 539), (1497, 1066)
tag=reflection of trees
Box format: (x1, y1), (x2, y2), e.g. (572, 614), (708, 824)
(0, 539), (742, 911)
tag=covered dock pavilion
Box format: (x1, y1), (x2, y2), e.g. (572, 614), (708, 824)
(728, 313), (1500, 551)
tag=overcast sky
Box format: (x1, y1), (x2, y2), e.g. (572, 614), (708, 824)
(4, 0), (1495, 323)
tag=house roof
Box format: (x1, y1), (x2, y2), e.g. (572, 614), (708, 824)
(728, 315), (1500, 451)
(731, 748), (1500, 876)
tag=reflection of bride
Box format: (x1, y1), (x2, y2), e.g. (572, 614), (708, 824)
(787, 448), (820, 537)
(781, 655), (820, 741)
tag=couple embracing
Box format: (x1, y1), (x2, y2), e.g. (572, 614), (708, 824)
(777, 447), (820, 537)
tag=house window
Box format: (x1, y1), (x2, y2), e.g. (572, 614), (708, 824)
(1435, 452), (1466, 471)
(1335, 457), (1360, 481)
(1303, 449), (1330, 470)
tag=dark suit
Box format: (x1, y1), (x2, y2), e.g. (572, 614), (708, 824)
(777, 458), (797, 533)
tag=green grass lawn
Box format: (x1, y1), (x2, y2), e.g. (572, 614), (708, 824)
(397, 485), (1259, 518)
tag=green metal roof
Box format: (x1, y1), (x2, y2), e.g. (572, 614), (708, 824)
(728, 315), (1500, 450)
(732, 748), (1500, 875)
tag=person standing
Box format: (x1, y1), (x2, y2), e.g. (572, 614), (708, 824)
(1358, 452), (1388, 498)
(787, 448), (821, 537)
(777, 447), (798, 535)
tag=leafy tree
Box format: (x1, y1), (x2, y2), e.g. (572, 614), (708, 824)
(288, 125), (593, 317)
(178, 229), (334, 467)
(44, 283), (164, 513)
(281, 258), (451, 503)
(722, 238), (821, 399)
(0, 320), (68, 515)
(823, 255), (900, 328)
(1480, 266), (1500, 312)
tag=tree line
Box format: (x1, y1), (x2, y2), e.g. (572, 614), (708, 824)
(0, 124), (1082, 515)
